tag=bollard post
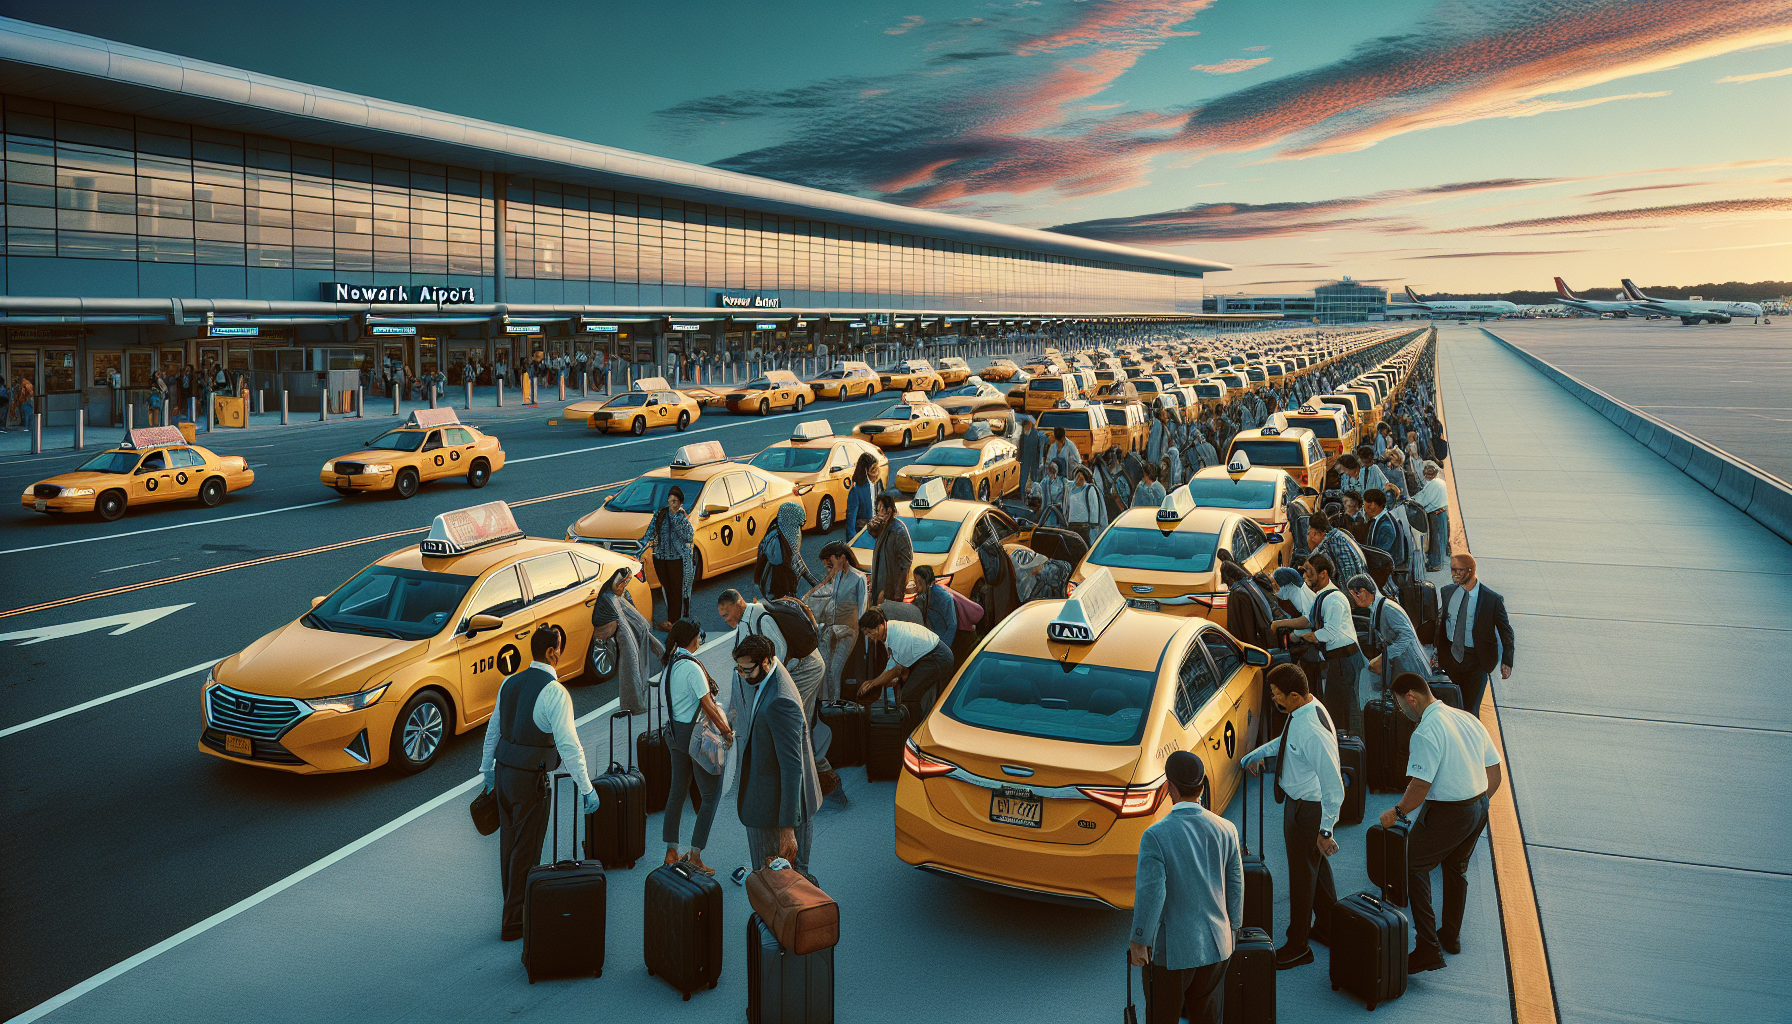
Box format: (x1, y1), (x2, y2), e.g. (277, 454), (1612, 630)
(558, 375), (566, 402)
(465, 379), (473, 410)
(281, 390), (289, 425)
(320, 392), (328, 422)
(496, 379), (504, 408)
(206, 396), (215, 433)
(582, 371), (589, 398)
(429, 384), (438, 409)
(393, 386), (401, 417)
(357, 386), (365, 419)
(256, 389), (266, 415)
(32, 413), (42, 454)
(126, 403), (134, 433)
(188, 397), (197, 425)
(75, 408), (85, 450)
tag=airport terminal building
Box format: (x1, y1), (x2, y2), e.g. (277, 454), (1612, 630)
(0, 19), (1226, 424)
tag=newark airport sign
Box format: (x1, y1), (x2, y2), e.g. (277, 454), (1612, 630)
(321, 282), (479, 304)
(716, 292), (781, 309)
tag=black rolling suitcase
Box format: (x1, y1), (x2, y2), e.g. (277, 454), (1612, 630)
(1363, 657), (1415, 793)
(865, 688), (909, 782)
(1329, 891), (1408, 1010)
(638, 685), (672, 815)
(1399, 579), (1438, 638)
(1240, 772), (1274, 934)
(818, 698), (867, 769)
(643, 858), (724, 999)
(523, 774), (606, 983)
(586, 711), (647, 869)
(1366, 820), (1410, 907)
(1223, 926), (1277, 1024)
(747, 912), (834, 1024)
(1428, 676), (1463, 710)
(1335, 733), (1366, 827)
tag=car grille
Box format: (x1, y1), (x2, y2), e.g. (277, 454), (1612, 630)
(33, 484), (61, 498)
(590, 412), (611, 422)
(577, 536), (645, 556)
(333, 461), (365, 475)
(859, 426), (884, 436)
(206, 684), (309, 741)
(200, 728), (306, 765)
(726, 393), (749, 401)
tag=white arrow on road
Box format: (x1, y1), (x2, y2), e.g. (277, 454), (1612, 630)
(0, 603), (194, 646)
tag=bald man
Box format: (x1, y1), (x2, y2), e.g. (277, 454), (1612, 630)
(1431, 554), (1514, 716)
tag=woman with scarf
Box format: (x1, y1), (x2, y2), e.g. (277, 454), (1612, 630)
(804, 541), (867, 702)
(867, 491), (913, 604)
(761, 500), (817, 600)
(591, 567), (663, 714)
(647, 485), (695, 631)
(660, 618), (732, 876)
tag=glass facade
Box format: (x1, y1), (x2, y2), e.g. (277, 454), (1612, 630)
(1, 95), (1201, 313)
(1313, 279), (1387, 323)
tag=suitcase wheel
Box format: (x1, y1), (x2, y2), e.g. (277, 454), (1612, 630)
(1368, 1003), (1377, 1011)
(682, 992), (691, 1002)
(709, 980), (718, 989)
(1331, 983), (1339, 991)
(594, 969), (602, 978)
(647, 967), (655, 976)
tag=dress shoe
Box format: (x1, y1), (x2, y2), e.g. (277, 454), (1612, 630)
(1408, 949), (1447, 974)
(1440, 933), (1461, 955)
(1275, 945), (1315, 970)
(500, 930), (521, 943)
(819, 769), (844, 799)
(1308, 927), (1332, 948)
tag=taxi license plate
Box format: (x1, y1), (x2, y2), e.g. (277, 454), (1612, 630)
(225, 734), (253, 757)
(990, 791), (1043, 828)
(1127, 598), (1159, 612)
(34, 499), (46, 511)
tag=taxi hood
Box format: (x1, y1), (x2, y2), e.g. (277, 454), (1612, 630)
(37, 470), (131, 488)
(571, 503), (651, 540)
(219, 619), (425, 699)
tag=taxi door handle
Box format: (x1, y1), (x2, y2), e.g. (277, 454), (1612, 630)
(514, 629), (531, 639)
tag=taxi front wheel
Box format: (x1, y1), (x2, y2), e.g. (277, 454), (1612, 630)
(389, 690), (448, 774)
(395, 468), (420, 499)
(630, 417), (647, 436)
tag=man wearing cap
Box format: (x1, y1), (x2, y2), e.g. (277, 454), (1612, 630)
(1242, 665), (1343, 970)
(1129, 751), (1242, 1024)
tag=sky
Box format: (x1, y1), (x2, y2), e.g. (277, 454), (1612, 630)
(12, 0), (1792, 297)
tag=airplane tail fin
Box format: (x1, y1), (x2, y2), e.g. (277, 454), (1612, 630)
(1620, 278), (1648, 300)
(1404, 285), (1423, 303)
(1554, 277), (1579, 300)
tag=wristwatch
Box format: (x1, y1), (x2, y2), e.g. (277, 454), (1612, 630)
(1319, 829), (1333, 840)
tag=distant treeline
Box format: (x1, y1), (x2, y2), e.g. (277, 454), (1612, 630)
(1445, 281), (1792, 304)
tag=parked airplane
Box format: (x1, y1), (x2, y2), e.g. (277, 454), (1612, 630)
(1392, 286), (1520, 318)
(1620, 280), (1764, 324)
(1553, 278), (1634, 317)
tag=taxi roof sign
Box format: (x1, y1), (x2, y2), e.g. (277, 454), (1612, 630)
(404, 407), (460, 430)
(901, 390), (931, 405)
(1227, 451), (1252, 474)
(1048, 566), (1125, 644)
(420, 501), (524, 558)
(962, 421), (992, 442)
(121, 426), (185, 450)
(633, 376), (672, 392)
(908, 477), (948, 510)
(1157, 487), (1199, 522)
(671, 441), (728, 468)
(791, 420), (834, 442)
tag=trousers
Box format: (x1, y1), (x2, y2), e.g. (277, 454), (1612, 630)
(662, 718), (722, 850)
(1322, 650), (1367, 739)
(1283, 798), (1335, 953)
(785, 651), (834, 776)
(1426, 508), (1450, 570)
(1144, 959), (1227, 1024)
(653, 557), (687, 624)
(1437, 649), (1492, 717)
(817, 625), (858, 703)
(1409, 796), (1490, 955)
(900, 642), (956, 728)
(746, 817), (816, 884)
(495, 766), (550, 938)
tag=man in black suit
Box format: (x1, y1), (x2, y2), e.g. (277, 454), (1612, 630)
(1431, 554), (1514, 715)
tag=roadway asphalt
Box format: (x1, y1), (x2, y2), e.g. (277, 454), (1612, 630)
(0, 381), (949, 1018)
(1487, 318), (1792, 483)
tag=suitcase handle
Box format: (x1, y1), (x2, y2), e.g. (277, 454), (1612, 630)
(609, 710), (637, 772)
(550, 771), (584, 864)
(883, 686), (898, 711)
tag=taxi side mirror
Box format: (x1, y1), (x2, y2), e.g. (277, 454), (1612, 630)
(1243, 646), (1271, 668)
(465, 613), (504, 636)
(703, 500), (730, 516)
(311, 596), (327, 608)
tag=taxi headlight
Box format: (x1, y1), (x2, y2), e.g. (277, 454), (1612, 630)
(305, 683), (390, 714)
(363, 463), (394, 475)
(323, 460), (337, 473)
(61, 487), (95, 497)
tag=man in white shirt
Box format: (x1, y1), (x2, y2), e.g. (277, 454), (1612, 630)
(1415, 461), (1450, 571)
(1243, 665), (1344, 970)
(854, 608), (952, 727)
(1271, 553), (1367, 737)
(1379, 672), (1503, 974)
(478, 625), (599, 942)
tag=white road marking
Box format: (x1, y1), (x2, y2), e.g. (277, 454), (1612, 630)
(97, 559), (167, 574)
(0, 658), (217, 740)
(0, 603), (194, 646)
(0, 499), (341, 556)
(5, 632), (738, 1020)
(507, 407), (882, 465)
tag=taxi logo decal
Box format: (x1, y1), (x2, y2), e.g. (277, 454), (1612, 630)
(176, 472), (189, 485)
(434, 455), (445, 466)
(145, 477), (159, 492)
(1224, 720), (1237, 759)
(720, 525), (735, 545)
(747, 516), (758, 536)
(450, 450), (461, 462)
(496, 644), (523, 675)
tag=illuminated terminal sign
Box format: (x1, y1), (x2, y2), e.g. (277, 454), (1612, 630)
(370, 325), (417, 335)
(585, 324), (620, 333)
(716, 292), (780, 309)
(669, 323), (703, 332)
(207, 326), (259, 337)
(322, 282), (479, 304)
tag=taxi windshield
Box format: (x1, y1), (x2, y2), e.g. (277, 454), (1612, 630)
(77, 451), (141, 474)
(942, 651), (1155, 745)
(1285, 416), (1341, 439)
(849, 516), (960, 554)
(1030, 378), (1064, 392)
(365, 430), (426, 452)
(1183, 476), (1278, 509)
(878, 402), (925, 421)
(603, 392), (651, 408)
(937, 384), (983, 399)
(1229, 440), (1304, 467)
(307, 566), (473, 641)
(1193, 384), (1224, 400)
(607, 475), (679, 513)
(1037, 411), (1089, 431)
(1088, 527), (1220, 572)
(742, 377), (772, 390)
(751, 447), (830, 474)
(813, 369), (847, 380)
(914, 448), (982, 468)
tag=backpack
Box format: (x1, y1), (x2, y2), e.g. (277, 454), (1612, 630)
(1401, 498), (1429, 537)
(756, 600), (819, 660)
(759, 526), (785, 567)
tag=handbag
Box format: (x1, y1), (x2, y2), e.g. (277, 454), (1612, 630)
(677, 652), (732, 775)
(469, 785), (499, 836)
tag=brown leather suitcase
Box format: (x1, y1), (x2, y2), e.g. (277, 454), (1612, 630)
(746, 866), (839, 956)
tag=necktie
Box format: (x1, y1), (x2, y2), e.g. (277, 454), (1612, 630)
(1451, 587), (1469, 663)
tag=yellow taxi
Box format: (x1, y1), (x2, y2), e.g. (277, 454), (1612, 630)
(1008, 373), (1082, 414)
(567, 441), (797, 584)
(935, 377), (1014, 437)
(323, 409), (505, 498)
(1101, 402), (1149, 455)
(748, 420), (887, 532)
(1183, 452), (1316, 555)
(1311, 394), (1359, 440)
(1226, 422), (1329, 491)
(893, 424), (1022, 503)
(978, 358), (1022, 382)
(199, 501), (651, 775)
(1279, 403), (1354, 460)
(1335, 385), (1382, 434)
(847, 478), (1075, 601)
(1092, 378), (1141, 405)
(1068, 489), (1280, 631)
(1212, 370), (1250, 394)
(724, 369), (817, 416)
(855, 392), (952, 450)
(1035, 399), (1113, 460)
(935, 356), (973, 386)
(805, 360), (882, 402)
(562, 376), (716, 426)
(577, 382), (704, 435)
(24, 426), (254, 522)
(879, 358), (945, 394)
(893, 566), (1267, 909)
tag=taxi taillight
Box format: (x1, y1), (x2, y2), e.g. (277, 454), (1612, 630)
(903, 740), (957, 778)
(1078, 780), (1166, 818)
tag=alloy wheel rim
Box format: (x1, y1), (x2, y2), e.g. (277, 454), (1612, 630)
(404, 701), (443, 761)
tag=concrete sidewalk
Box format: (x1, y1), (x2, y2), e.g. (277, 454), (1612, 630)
(1436, 325), (1792, 1024)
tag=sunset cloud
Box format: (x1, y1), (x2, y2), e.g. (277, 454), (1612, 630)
(884, 15), (925, 35)
(1716, 66), (1792, 83)
(1191, 58), (1272, 74)
(1451, 197), (1792, 232)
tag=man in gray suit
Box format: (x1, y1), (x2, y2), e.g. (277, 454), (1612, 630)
(1129, 752), (1243, 1024)
(731, 634), (824, 881)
